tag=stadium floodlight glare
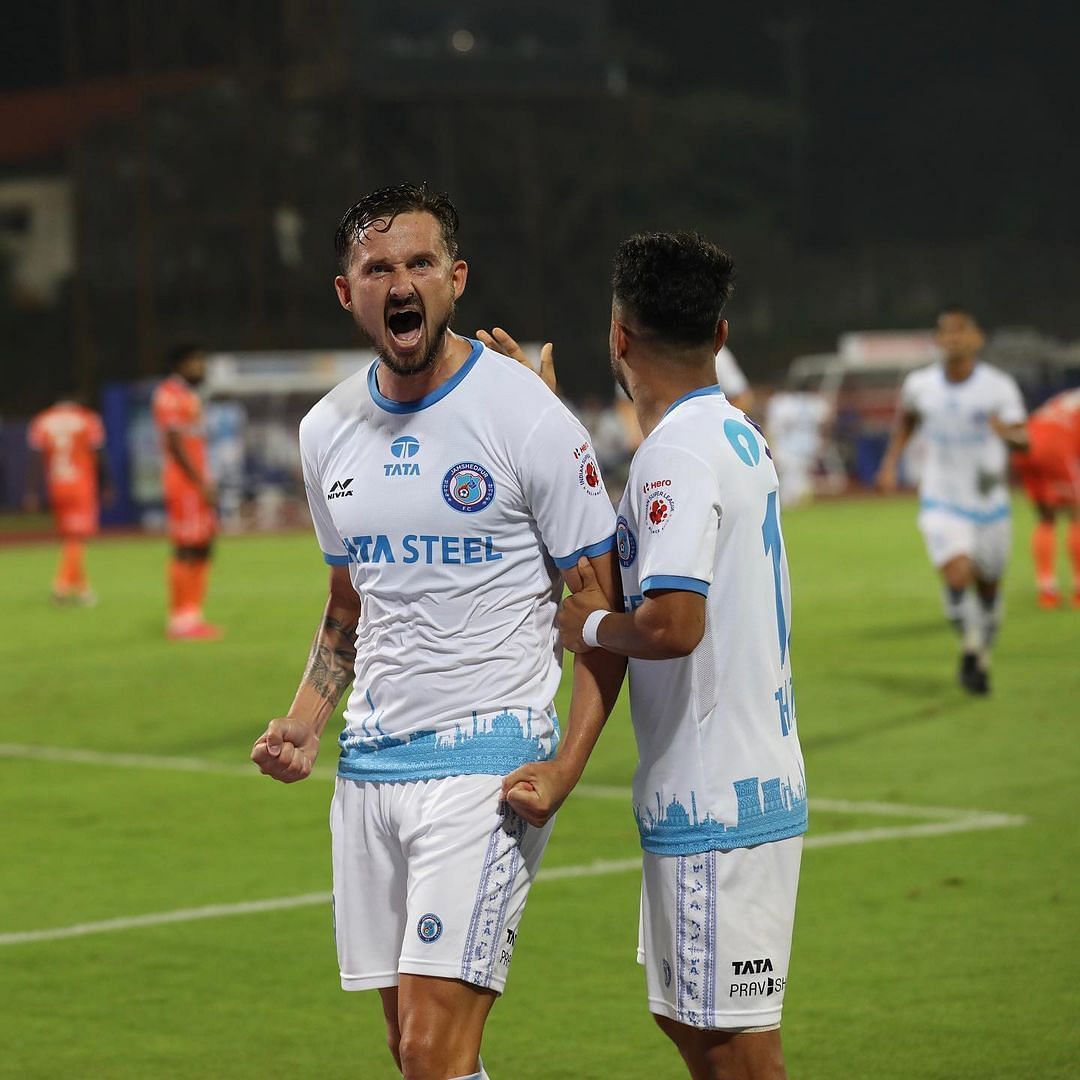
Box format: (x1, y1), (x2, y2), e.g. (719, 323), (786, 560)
(451, 29), (475, 53)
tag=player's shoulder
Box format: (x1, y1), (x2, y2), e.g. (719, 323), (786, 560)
(473, 344), (586, 432)
(975, 362), (1020, 391)
(299, 362), (373, 450)
(903, 363), (940, 390)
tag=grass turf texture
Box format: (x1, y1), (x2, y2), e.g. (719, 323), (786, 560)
(1, 496), (1077, 1079)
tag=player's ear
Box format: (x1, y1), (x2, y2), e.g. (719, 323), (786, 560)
(333, 275), (352, 311)
(714, 318), (729, 354)
(611, 319), (629, 363)
(451, 258), (468, 300)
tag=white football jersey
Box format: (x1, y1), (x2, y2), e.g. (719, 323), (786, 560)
(615, 386), (807, 856)
(714, 346), (749, 398)
(901, 362), (1026, 520)
(299, 339), (616, 782)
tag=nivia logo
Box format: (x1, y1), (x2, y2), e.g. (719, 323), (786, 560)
(327, 478), (354, 500)
(391, 436), (420, 459)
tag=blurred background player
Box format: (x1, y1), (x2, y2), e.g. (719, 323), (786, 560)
(1012, 388), (1080, 608)
(714, 343), (754, 414)
(876, 306), (1028, 694)
(24, 395), (110, 605)
(765, 380), (832, 507)
(152, 344), (221, 640)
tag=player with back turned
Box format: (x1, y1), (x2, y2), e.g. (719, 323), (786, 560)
(25, 394), (110, 605)
(495, 233), (806, 1080)
(250, 183), (624, 1080)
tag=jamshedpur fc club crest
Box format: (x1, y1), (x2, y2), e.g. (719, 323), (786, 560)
(442, 462), (496, 513)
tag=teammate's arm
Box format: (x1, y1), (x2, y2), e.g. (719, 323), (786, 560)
(502, 551), (626, 827)
(251, 565), (360, 783)
(875, 410), (919, 493)
(558, 556), (706, 659)
(989, 415), (1029, 451)
(164, 429), (216, 506)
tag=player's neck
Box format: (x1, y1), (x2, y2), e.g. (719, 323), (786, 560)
(630, 362), (718, 439)
(375, 332), (473, 403)
(944, 355), (977, 383)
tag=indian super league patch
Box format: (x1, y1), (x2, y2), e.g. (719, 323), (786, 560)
(616, 515), (638, 568)
(442, 462), (496, 513)
(645, 491), (675, 533)
(417, 913), (444, 943)
(577, 450), (605, 496)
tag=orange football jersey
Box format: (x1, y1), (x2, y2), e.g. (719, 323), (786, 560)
(27, 402), (104, 500)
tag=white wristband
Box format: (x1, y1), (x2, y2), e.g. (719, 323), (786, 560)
(581, 609), (610, 649)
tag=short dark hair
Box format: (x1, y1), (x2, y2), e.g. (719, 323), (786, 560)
(167, 343), (203, 371)
(334, 183), (460, 271)
(611, 232), (735, 347)
(938, 303), (979, 324)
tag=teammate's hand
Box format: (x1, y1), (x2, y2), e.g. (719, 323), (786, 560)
(476, 327), (558, 394)
(557, 556), (610, 653)
(22, 492), (40, 514)
(251, 717), (320, 783)
(501, 758), (578, 828)
(199, 480), (218, 508)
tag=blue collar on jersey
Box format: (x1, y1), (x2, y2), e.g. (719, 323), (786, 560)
(662, 383), (726, 419)
(368, 337), (483, 414)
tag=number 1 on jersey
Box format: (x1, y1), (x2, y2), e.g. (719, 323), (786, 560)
(761, 490), (788, 667)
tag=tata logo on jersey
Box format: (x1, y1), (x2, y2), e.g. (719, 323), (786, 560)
(327, 478), (354, 499)
(385, 436), (421, 477)
(731, 958), (774, 975)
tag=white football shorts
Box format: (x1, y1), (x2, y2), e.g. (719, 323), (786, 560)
(917, 507), (1012, 580)
(330, 773), (553, 994)
(637, 836), (803, 1031)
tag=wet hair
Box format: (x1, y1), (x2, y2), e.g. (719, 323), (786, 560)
(166, 343), (204, 371)
(611, 231), (735, 347)
(334, 182), (460, 271)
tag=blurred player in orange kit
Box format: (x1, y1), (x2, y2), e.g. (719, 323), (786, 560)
(1012, 388), (1080, 608)
(152, 344), (222, 640)
(25, 396), (110, 605)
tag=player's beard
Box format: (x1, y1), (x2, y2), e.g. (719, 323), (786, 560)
(610, 352), (632, 400)
(376, 304), (455, 379)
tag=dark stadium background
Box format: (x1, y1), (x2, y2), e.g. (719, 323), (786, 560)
(2, 0), (1076, 414)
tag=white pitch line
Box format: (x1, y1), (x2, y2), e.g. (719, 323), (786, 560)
(0, 811), (1027, 949)
(0, 744), (1026, 824)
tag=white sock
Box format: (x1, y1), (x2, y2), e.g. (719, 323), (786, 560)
(449, 1063), (487, 1080)
(942, 586), (965, 635)
(957, 589), (982, 653)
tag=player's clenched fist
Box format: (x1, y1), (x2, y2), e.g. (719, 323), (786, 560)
(251, 717), (320, 783)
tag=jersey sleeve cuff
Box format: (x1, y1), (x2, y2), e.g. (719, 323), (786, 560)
(323, 552), (351, 566)
(551, 535), (616, 570)
(640, 574), (710, 596)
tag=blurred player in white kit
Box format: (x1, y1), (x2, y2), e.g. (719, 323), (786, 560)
(877, 305), (1028, 694)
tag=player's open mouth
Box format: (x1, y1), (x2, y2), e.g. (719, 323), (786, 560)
(386, 309), (424, 350)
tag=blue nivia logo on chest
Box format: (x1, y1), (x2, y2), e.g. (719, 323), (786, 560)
(442, 462), (495, 513)
(385, 436), (421, 477)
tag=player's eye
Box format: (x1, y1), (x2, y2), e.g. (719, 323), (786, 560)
(412, 258), (430, 269)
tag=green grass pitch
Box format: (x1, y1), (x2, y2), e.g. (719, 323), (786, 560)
(1, 496), (1077, 1078)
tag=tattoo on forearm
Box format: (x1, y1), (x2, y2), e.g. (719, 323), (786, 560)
(306, 614), (358, 704)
